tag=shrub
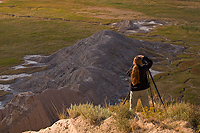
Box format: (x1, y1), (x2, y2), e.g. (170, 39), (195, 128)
(166, 102), (191, 121)
(197, 125), (200, 132)
(148, 101), (200, 130)
(52, 103), (68, 119)
(67, 104), (80, 118)
(187, 104), (200, 128)
(163, 102), (200, 128)
(67, 103), (113, 124)
(142, 107), (163, 121)
(109, 101), (135, 132)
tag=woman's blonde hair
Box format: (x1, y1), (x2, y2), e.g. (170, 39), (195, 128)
(131, 56), (142, 85)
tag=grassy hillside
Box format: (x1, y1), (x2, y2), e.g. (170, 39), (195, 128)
(0, 0), (200, 104)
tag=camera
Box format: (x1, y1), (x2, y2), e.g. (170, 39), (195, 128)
(142, 58), (147, 64)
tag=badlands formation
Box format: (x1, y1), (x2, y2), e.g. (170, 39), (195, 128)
(0, 29), (184, 133)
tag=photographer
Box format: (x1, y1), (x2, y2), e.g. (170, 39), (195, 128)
(127, 55), (153, 111)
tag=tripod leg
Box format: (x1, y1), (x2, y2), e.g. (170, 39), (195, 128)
(147, 71), (155, 112)
(123, 91), (130, 105)
(148, 70), (165, 108)
(149, 86), (155, 112)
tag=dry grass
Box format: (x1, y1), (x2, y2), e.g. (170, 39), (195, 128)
(67, 102), (113, 124)
(112, 97), (200, 132)
(55, 99), (200, 132)
(52, 102), (68, 119)
(109, 101), (134, 132)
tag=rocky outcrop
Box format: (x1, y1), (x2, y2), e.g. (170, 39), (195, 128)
(0, 92), (51, 133)
(0, 30), (184, 133)
(24, 113), (195, 133)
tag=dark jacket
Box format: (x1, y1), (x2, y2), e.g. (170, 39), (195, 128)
(126, 56), (153, 91)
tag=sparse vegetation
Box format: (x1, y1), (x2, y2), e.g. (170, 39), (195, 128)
(109, 102), (134, 132)
(67, 103), (113, 124)
(52, 103), (68, 119)
(56, 98), (200, 132)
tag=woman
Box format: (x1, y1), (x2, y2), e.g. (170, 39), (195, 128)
(127, 55), (153, 111)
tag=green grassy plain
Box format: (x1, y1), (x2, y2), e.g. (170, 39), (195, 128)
(0, 0), (200, 104)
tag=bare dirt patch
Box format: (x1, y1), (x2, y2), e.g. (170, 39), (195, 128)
(77, 6), (149, 20)
(24, 116), (119, 133)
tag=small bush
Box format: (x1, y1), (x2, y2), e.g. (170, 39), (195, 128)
(52, 103), (68, 119)
(67, 104), (80, 118)
(166, 102), (200, 130)
(166, 102), (190, 121)
(188, 104), (200, 128)
(142, 107), (163, 121)
(147, 101), (200, 130)
(109, 101), (135, 132)
(197, 125), (200, 132)
(67, 103), (113, 124)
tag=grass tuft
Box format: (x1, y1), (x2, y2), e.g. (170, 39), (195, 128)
(67, 102), (113, 124)
(109, 101), (134, 132)
(52, 102), (68, 119)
